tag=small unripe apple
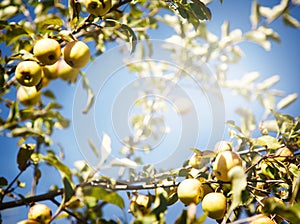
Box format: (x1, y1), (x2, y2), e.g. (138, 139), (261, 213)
(17, 86), (41, 106)
(84, 0), (112, 17)
(202, 192), (227, 220)
(17, 220), (41, 224)
(33, 38), (61, 65)
(15, 61), (42, 87)
(129, 194), (151, 216)
(28, 204), (52, 224)
(63, 40), (90, 68)
(177, 178), (204, 206)
(213, 151), (242, 181)
(249, 215), (275, 224)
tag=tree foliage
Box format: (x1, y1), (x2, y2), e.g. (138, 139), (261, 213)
(0, 0), (300, 223)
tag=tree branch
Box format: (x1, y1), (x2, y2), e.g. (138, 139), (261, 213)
(0, 189), (63, 210)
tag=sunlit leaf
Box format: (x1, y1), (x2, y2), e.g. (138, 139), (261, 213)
(277, 93), (298, 110)
(83, 185), (125, 209)
(251, 135), (281, 150)
(109, 158), (138, 169)
(250, 1), (260, 28)
(88, 139), (99, 157)
(226, 166), (247, 220)
(257, 75), (280, 90)
(99, 133), (112, 166)
(283, 13), (300, 28)
(41, 150), (72, 180)
(120, 23), (137, 54)
(259, 0), (289, 22)
(81, 71), (94, 114)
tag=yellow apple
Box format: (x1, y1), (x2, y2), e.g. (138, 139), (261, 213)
(249, 215), (275, 224)
(42, 63), (59, 80)
(43, 59), (80, 82)
(202, 192), (227, 220)
(15, 61), (42, 87)
(28, 204), (52, 224)
(63, 40), (90, 68)
(33, 38), (61, 65)
(213, 151), (242, 181)
(17, 86), (41, 106)
(177, 178), (204, 206)
(84, 0), (112, 17)
(57, 59), (80, 82)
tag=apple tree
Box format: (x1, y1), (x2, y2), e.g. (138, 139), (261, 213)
(0, 0), (300, 223)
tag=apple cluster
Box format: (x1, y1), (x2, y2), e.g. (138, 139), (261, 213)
(15, 37), (91, 107)
(17, 203), (52, 224)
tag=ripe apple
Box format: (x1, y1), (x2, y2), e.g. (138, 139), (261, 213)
(202, 192), (227, 220)
(15, 61), (42, 87)
(63, 40), (90, 68)
(177, 178), (204, 205)
(84, 0), (112, 17)
(17, 86), (41, 106)
(129, 194), (151, 215)
(249, 215), (275, 224)
(43, 59), (80, 82)
(213, 151), (242, 181)
(33, 38), (61, 65)
(28, 203), (52, 224)
(17, 220), (41, 224)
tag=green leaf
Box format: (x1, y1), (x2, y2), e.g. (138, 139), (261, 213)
(224, 166), (247, 221)
(151, 193), (168, 217)
(17, 144), (35, 171)
(283, 13), (300, 28)
(5, 26), (29, 46)
(88, 138), (99, 158)
(277, 93), (298, 110)
(251, 135), (281, 150)
(109, 158), (138, 169)
(120, 23), (137, 54)
(263, 197), (300, 223)
(62, 176), (75, 203)
(81, 71), (95, 114)
(83, 185), (125, 209)
(0, 177), (8, 187)
(178, 7), (189, 19)
(259, 0), (289, 21)
(166, 191), (178, 206)
(250, 1), (260, 28)
(41, 150), (73, 180)
(190, 0), (212, 20)
(42, 90), (56, 100)
(99, 133), (112, 165)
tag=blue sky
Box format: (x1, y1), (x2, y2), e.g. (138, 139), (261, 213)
(1, 0), (300, 223)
